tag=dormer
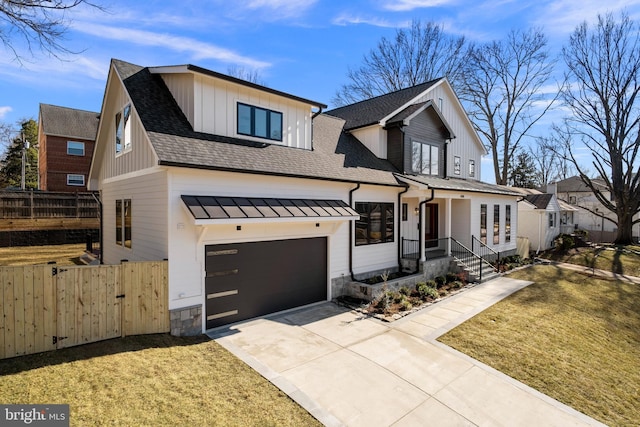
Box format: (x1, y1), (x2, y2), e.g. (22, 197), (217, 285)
(326, 78), (487, 181)
(148, 65), (326, 150)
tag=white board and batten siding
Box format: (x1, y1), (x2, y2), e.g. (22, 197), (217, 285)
(159, 72), (314, 150)
(94, 69), (158, 184)
(165, 168), (358, 311)
(352, 185), (401, 275)
(350, 126), (387, 159)
(101, 170), (169, 265)
(467, 193), (519, 253)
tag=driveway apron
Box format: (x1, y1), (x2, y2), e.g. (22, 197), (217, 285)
(207, 277), (606, 427)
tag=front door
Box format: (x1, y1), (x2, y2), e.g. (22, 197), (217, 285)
(425, 203), (439, 248)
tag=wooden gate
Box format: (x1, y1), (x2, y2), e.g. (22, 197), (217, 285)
(0, 261), (168, 359)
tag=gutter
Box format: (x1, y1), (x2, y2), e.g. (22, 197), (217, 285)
(397, 185), (409, 272)
(417, 188), (435, 270)
(348, 183), (361, 281)
(310, 106), (323, 151)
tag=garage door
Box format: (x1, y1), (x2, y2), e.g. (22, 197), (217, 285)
(205, 237), (327, 329)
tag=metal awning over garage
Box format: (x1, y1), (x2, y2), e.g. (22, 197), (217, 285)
(181, 195), (359, 224)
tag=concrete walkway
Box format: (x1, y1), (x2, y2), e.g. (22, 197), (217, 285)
(207, 277), (606, 427)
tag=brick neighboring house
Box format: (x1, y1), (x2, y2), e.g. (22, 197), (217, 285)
(38, 104), (99, 192)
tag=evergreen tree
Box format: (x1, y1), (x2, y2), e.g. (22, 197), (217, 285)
(0, 119), (38, 189)
(508, 150), (539, 188)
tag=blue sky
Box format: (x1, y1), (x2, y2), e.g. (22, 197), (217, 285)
(1, 0), (639, 182)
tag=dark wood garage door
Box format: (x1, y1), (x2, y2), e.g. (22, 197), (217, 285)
(205, 237), (328, 329)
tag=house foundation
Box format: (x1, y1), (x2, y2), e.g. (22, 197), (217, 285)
(170, 304), (202, 336)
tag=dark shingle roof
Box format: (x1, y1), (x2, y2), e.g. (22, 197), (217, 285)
(39, 104), (99, 140)
(525, 193), (553, 209)
(111, 59), (401, 187)
(325, 79), (442, 130)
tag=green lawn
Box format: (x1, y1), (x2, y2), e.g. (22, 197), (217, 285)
(439, 265), (640, 427)
(542, 244), (640, 277)
(0, 334), (321, 426)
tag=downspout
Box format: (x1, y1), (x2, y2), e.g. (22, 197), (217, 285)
(417, 188), (435, 273)
(310, 106), (323, 152)
(92, 191), (103, 264)
(348, 183), (361, 281)
(397, 185), (409, 271)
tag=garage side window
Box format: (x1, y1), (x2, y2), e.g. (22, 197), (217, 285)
(115, 199), (132, 249)
(355, 202), (394, 245)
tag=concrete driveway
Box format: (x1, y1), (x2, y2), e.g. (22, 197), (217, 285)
(208, 277), (606, 427)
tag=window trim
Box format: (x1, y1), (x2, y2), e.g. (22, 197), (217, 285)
(454, 156), (461, 175)
(411, 140), (440, 176)
(480, 204), (487, 244)
(115, 198), (132, 249)
(355, 202), (395, 246)
(115, 103), (132, 155)
(469, 159), (475, 177)
(66, 174), (85, 186)
(505, 205), (511, 243)
(237, 102), (283, 142)
(66, 141), (85, 156)
(493, 204), (500, 245)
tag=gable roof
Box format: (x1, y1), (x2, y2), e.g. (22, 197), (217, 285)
(325, 79), (442, 130)
(110, 59), (402, 187)
(524, 193), (553, 210)
(39, 104), (99, 140)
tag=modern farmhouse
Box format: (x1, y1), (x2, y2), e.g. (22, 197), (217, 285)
(88, 59), (519, 335)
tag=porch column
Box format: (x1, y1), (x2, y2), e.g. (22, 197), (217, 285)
(446, 197), (452, 256)
(419, 197), (426, 263)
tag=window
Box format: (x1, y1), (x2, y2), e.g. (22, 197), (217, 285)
(237, 103), (283, 141)
(469, 160), (475, 177)
(549, 212), (556, 228)
(505, 205), (511, 243)
(454, 156), (461, 175)
(116, 199), (132, 249)
(66, 174), (84, 186)
(411, 141), (439, 176)
(569, 196), (577, 204)
(67, 141), (85, 156)
(115, 104), (132, 154)
(480, 204), (487, 244)
(355, 202), (394, 245)
(438, 97), (443, 111)
(493, 205), (500, 245)
(402, 203), (408, 221)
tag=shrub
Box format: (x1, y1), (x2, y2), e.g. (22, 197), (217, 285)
(426, 279), (437, 289)
(446, 272), (458, 283)
(399, 299), (412, 311)
(435, 276), (447, 288)
(393, 292), (403, 304)
(399, 286), (410, 296)
(416, 283), (439, 300)
(452, 280), (463, 289)
(554, 234), (575, 251)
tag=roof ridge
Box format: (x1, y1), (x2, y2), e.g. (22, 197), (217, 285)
(326, 77), (443, 113)
(39, 103), (99, 115)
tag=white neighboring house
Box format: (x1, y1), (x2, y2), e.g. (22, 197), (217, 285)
(514, 188), (578, 252)
(88, 59), (519, 335)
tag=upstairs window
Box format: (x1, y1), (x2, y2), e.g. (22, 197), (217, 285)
(469, 160), (475, 177)
(67, 174), (84, 186)
(67, 141), (85, 156)
(115, 104), (132, 154)
(355, 202), (394, 245)
(411, 141), (439, 176)
(237, 103), (283, 141)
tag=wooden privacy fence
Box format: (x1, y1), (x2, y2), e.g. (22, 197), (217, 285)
(0, 190), (99, 219)
(0, 261), (169, 360)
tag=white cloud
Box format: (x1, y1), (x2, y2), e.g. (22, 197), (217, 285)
(0, 106), (12, 119)
(243, 0), (319, 20)
(332, 13), (408, 28)
(381, 0), (457, 12)
(72, 23), (270, 69)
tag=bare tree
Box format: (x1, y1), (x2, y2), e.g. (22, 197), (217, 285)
(227, 65), (266, 86)
(0, 0), (102, 61)
(332, 20), (468, 106)
(561, 12), (640, 244)
(459, 28), (558, 185)
(530, 136), (560, 187)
